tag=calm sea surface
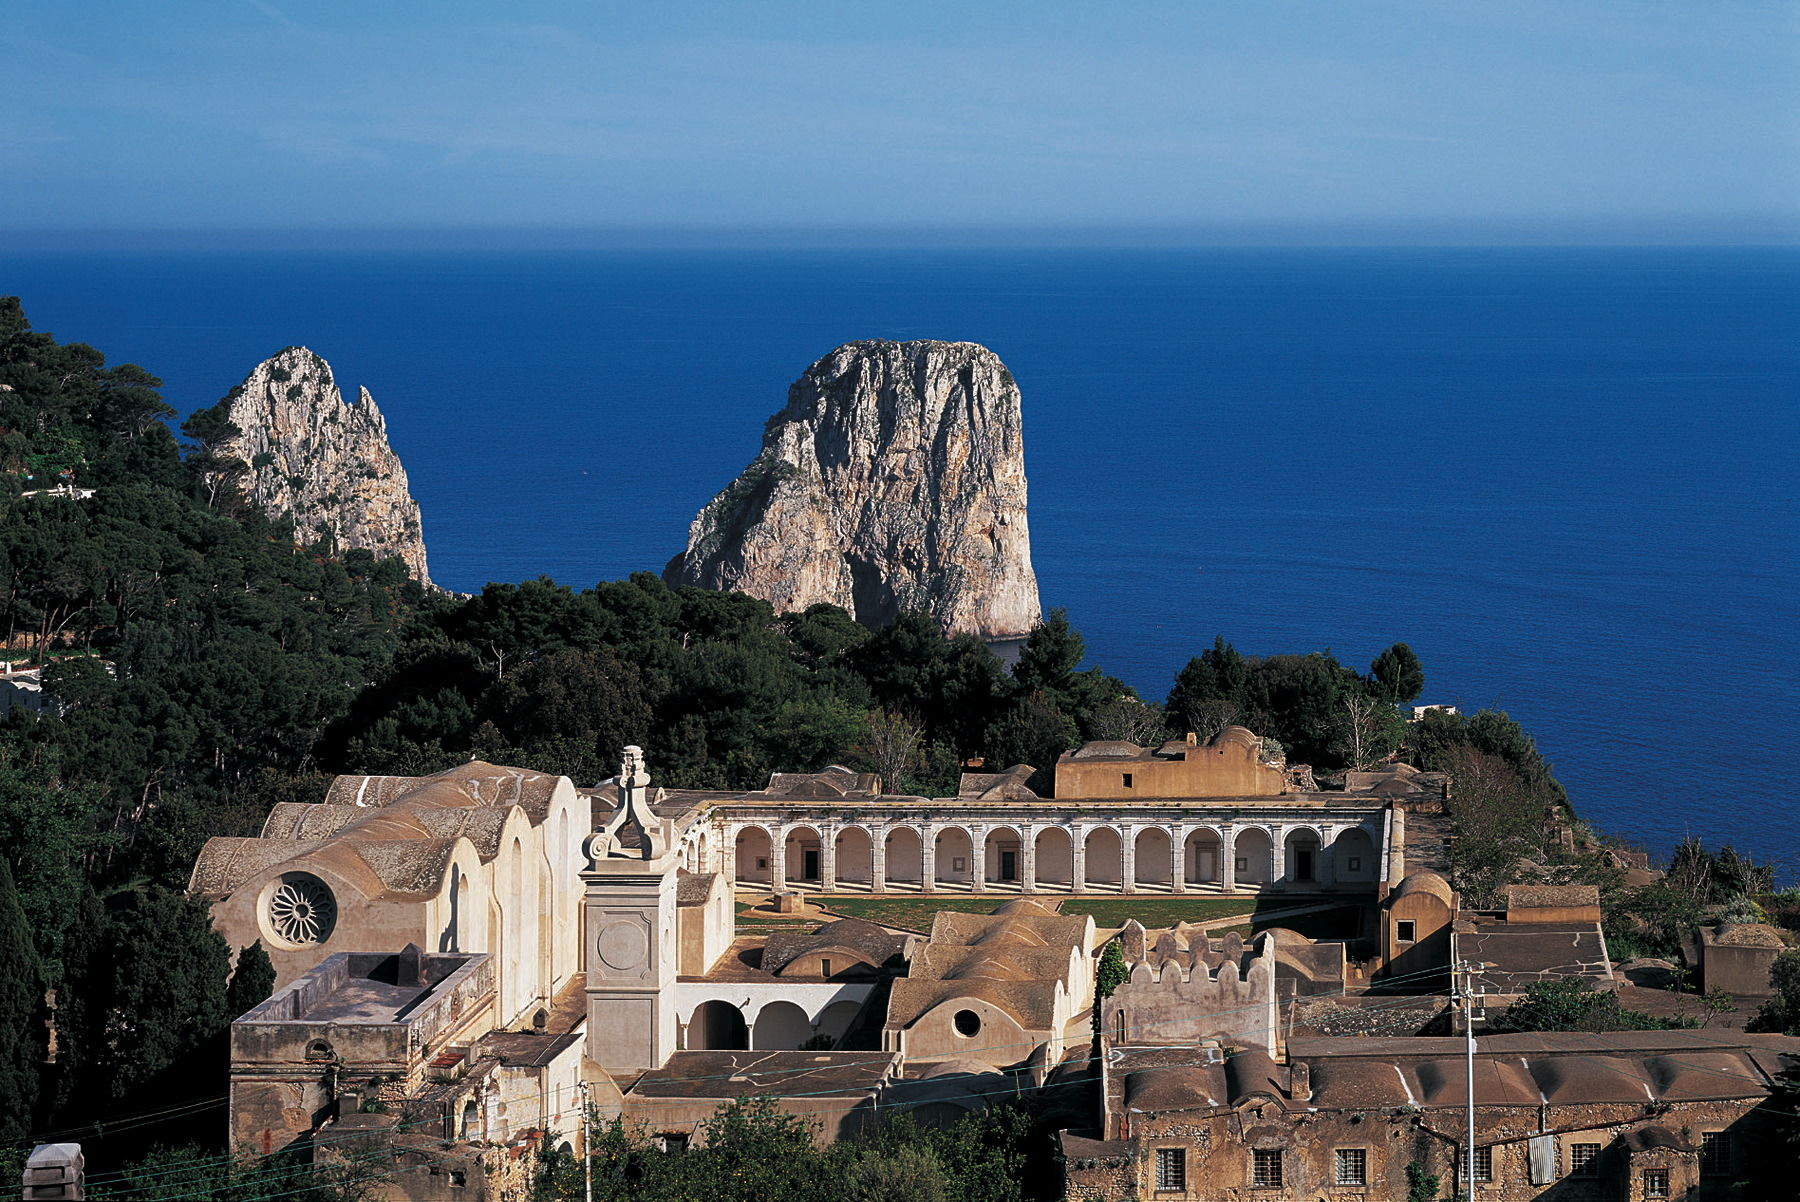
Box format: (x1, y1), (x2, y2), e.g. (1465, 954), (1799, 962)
(3, 247), (1796, 873)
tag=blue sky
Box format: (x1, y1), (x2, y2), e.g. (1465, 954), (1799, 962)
(4, 1), (1796, 242)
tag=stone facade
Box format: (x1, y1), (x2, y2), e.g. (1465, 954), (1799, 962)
(1055, 729), (1287, 800)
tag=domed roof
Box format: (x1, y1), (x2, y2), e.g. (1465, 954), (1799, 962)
(1071, 740), (1144, 759)
(1392, 870), (1454, 907)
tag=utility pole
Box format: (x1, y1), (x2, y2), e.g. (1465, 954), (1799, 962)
(1453, 960), (1490, 1202)
(577, 1080), (592, 1202)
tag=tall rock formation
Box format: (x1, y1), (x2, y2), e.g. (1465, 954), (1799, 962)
(219, 347), (431, 586)
(665, 339), (1040, 638)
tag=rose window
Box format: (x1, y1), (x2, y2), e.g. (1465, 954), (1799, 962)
(268, 874), (336, 946)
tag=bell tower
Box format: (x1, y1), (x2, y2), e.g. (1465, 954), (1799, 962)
(581, 746), (681, 1073)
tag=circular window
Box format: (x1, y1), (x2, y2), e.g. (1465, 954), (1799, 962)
(267, 872), (337, 947)
(953, 1009), (982, 1037)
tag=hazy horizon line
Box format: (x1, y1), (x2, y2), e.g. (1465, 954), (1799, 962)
(4, 216), (1797, 254)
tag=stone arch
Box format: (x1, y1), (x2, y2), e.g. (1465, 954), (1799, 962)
(984, 826), (1026, 887)
(1134, 827), (1172, 888)
(1084, 827), (1123, 890)
(1234, 827), (1274, 886)
(1184, 828), (1223, 886)
(694, 828), (709, 875)
(1331, 826), (1378, 885)
(688, 999), (749, 1050)
(734, 825), (773, 886)
(814, 999), (864, 1047)
(934, 826), (975, 890)
(752, 1000), (813, 1050)
(1283, 826), (1323, 884)
(554, 809), (570, 894)
(1034, 827), (1073, 890)
(834, 826), (873, 889)
(885, 826), (923, 885)
(783, 825), (824, 886)
(503, 836), (533, 1022)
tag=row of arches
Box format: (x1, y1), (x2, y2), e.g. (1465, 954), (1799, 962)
(685, 998), (865, 1051)
(730, 823), (1378, 893)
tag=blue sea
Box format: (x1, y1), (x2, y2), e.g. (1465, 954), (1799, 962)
(3, 246), (1796, 874)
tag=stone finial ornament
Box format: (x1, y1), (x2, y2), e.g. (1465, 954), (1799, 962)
(584, 745), (674, 865)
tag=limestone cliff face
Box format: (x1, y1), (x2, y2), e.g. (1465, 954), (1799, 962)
(666, 339), (1040, 638)
(221, 347), (431, 586)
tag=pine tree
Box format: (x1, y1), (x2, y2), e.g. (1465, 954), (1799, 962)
(0, 858), (43, 1144)
(226, 940), (278, 1017)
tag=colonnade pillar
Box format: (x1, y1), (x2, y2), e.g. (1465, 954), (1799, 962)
(972, 830), (988, 893)
(870, 830), (887, 893)
(1220, 828), (1237, 894)
(770, 834), (787, 893)
(921, 829), (937, 894)
(820, 827), (837, 893)
(1121, 831), (1138, 894)
(1071, 832), (1088, 897)
(1021, 831), (1038, 894)
(1170, 829), (1187, 893)
(1318, 825), (1336, 888)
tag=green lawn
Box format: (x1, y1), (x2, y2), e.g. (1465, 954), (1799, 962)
(817, 896), (1014, 933)
(1059, 897), (1274, 929)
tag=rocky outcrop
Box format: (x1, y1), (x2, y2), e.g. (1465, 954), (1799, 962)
(665, 340), (1040, 638)
(220, 347), (430, 586)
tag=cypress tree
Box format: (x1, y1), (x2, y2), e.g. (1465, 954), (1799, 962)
(0, 858), (43, 1144)
(226, 940), (277, 1017)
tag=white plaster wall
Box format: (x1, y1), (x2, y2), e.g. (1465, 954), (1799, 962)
(885, 829), (923, 882)
(1034, 828), (1073, 884)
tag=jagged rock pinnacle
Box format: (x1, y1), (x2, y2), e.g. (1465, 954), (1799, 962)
(220, 347), (431, 586)
(665, 339), (1041, 638)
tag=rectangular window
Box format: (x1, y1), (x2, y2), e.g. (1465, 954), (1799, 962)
(1644, 1168), (1670, 1198)
(1396, 920), (1417, 942)
(1155, 1147), (1186, 1191)
(756, 857), (768, 870)
(1235, 857), (1248, 872)
(1123, 772), (1134, 788)
(1473, 1145), (1493, 1183)
(953, 857), (966, 872)
(1253, 1149), (1283, 1189)
(1568, 1143), (1600, 1176)
(820, 958), (832, 977)
(1335, 1148), (1367, 1186)
(1700, 1132), (1730, 1176)
(1347, 856), (1361, 871)
(659, 1133), (688, 1154)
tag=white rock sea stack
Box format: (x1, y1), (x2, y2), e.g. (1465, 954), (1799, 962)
(665, 339), (1041, 638)
(220, 347), (431, 586)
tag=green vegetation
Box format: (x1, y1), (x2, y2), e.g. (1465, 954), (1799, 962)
(819, 896), (1013, 933)
(534, 1097), (1041, 1202)
(1746, 949), (1800, 1036)
(1493, 977), (1697, 1034)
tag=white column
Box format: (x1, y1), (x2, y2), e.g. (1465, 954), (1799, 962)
(1170, 826), (1187, 893)
(1318, 824), (1336, 887)
(1121, 827), (1138, 894)
(972, 828), (989, 893)
(821, 825), (837, 893)
(770, 827), (788, 891)
(723, 827), (738, 886)
(1221, 827), (1237, 894)
(871, 827), (887, 893)
(1022, 826), (1038, 894)
(1072, 828), (1088, 895)
(921, 826), (937, 894)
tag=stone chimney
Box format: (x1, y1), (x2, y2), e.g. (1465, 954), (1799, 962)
(22, 1143), (84, 1200)
(1289, 1060), (1312, 1102)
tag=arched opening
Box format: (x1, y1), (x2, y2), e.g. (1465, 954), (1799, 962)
(460, 1099), (481, 1140)
(984, 827), (1025, 888)
(1234, 828), (1273, 887)
(504, 836), (532, 1022)
(751, 1000), (813, 1050)
(1034, 827), (1073, 891)
(1084, 827), (1123, 891)
(784, 826), (824, 887)
(1185, 830), (1222, 887)
(537, 843), (554, 997)
(688, 1000), (749, 1050)
(1283, 828), (1322, 884)
(934, 828), (974, 890)
(734, 826), (772, 886)
(1331, 827), (1378, 885)
(885, 827), (923, 887)
(813, 999), (864, 1047)
(1134, 828), (1172, 888)
(694, 829), (709, 875)
(554, 809), (570, 894)
(953, 1009), (982, 1037)
(834, 827), (873, 890)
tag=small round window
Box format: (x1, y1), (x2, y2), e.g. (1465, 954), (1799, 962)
(953, 1009), (981, 1037)
(266, 872), (337, 947)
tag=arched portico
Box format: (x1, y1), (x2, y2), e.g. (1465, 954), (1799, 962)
(934, 827), (974, 891)
(752, 1000), (813, 1050)
(1331, 826), (1378, 886)
(1235, 827), (1273, 886)
(1084, 827), (1122, 891)
(1185, 828), (1222, 888)
(783, 825), (824, 888)
(1134, 827), (1172, 890)
(834, 826), (873, 890)
(734, 826), (772, 886)
(984, 826), (1025, 889)
(1283, 826), (1322, 884)
(885, 827), (923, 889)
(1034, 827), (1073, 891)
(688, 1000), (749, 1050)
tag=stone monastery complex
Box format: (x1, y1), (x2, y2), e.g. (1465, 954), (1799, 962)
(186, 728), (1800, 1201)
